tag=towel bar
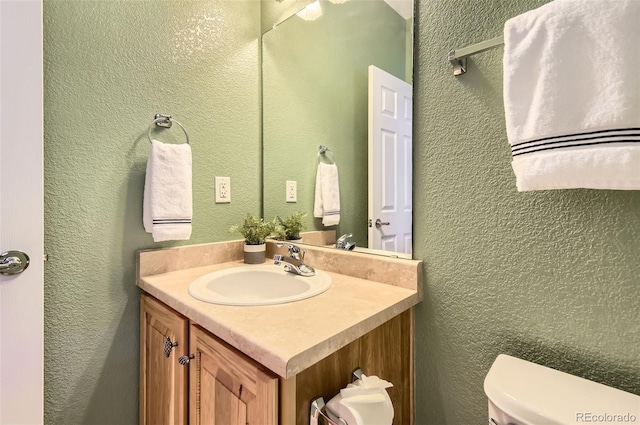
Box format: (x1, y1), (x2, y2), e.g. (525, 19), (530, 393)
(147, 113), (190, 144)
(448, 35), (504, 76)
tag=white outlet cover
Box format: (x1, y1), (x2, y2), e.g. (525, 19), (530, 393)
(215, 176), (231, 203)
(286, 180), (297, 202)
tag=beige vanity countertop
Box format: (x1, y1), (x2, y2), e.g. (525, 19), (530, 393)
(138, 258), (420, 379)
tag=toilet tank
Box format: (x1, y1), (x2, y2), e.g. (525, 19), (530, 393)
(484, 354), (640, 425)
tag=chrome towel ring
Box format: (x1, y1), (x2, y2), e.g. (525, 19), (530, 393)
(317, 145), (335, 164)
(147, 113), (189, 144)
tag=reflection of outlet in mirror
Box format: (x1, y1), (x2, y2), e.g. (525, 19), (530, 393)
(286, 180), (297, 202)
(215, 176), (231, 203)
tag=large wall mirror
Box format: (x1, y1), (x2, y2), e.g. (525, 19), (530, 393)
(262, 0), (414, 257)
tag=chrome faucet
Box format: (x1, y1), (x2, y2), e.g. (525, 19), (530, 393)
(336, 233), (356, 251)
(273, 243), (315, 277)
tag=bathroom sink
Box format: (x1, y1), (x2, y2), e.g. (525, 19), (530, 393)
(188, 264), (332, 306)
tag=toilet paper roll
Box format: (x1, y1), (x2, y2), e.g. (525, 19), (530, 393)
(326, 376), (394, 425)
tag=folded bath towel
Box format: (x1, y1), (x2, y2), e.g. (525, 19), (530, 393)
(143, 139), (193, 242)
(503, 0), (640, 191)
(314, 162), (340, 226)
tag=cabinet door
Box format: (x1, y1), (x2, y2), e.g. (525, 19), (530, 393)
(140, 293), (189, 425)
(189, 325), (278, 425)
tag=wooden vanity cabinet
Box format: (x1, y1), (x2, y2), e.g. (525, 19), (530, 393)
(140, 293), (413, 425)
(140, 293), (278, 425)
(189, 325), (278, 424)
(139, 294), (189, 425)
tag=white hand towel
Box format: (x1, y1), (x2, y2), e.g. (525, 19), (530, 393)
(143, 139), (192, 242)
(313, 162), (340, 226)
(503, 0), (640, 191)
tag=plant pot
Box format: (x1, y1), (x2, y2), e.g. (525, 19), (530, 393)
(286, 238), (302, 244)
(243, 243), (266, 264)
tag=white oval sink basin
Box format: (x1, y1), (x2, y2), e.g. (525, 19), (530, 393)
(188, 264), (332, 306)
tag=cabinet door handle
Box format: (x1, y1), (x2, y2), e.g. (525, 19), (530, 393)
(178, 354), (195, 365)
(163, 337), (178, 358)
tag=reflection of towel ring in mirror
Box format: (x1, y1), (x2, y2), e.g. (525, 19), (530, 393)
(318, 145), (335, 164)
(147, 113), (190, 144)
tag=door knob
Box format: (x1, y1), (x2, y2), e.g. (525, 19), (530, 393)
(0, 251), (30, 275)
(374, 219), (390, 229)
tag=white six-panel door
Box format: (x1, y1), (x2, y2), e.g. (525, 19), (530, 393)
(368, 65), (412, 256)
(0, 0), (44, 423)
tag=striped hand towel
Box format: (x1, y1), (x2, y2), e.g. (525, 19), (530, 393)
(313, 162), (341, 226)
(143, 139), (192, 241)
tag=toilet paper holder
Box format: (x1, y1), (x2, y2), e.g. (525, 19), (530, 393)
(309, 368), (364, 425)
(310, 396), (343, 425)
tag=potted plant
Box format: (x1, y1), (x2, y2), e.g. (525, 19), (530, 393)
(273, 212), (307, 243)
(229, 213), (275, 264)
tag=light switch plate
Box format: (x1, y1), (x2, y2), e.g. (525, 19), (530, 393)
(215, 176), (231, 203)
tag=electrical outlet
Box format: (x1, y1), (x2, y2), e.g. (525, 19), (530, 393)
(215, 177), (231, 203)
(286, 180), (297, 202)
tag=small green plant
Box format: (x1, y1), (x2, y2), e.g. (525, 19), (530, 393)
(273, 212), (307, 241)
(229, 214), (275, 245)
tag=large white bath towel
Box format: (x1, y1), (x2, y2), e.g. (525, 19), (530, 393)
(504, 0), (640, 191)
(143, 139), (192, 241)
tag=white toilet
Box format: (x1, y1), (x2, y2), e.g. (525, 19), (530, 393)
(485, 354), (640, 425)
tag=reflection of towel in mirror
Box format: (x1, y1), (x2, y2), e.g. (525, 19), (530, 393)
(143, 139), (193, 242)
(314, 162), (340, 226)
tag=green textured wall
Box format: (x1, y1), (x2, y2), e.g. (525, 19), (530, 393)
(43, 1), (260, 423)
(262, 0), (408, 246)
(414, 0), (640, 423)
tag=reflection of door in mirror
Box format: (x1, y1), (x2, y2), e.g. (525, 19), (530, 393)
(368, 65), (412, 257)
(262, 0), (413, 256)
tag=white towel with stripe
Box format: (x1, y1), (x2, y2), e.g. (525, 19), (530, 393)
(503, 0), (640, 191)
(143, 139), (193, 241)
(314, 162), (340, 226)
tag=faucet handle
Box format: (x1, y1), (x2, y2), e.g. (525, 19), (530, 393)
(336, 234), (356, 250)
(288, 244), (300, 255)
(277, 243), (304, 261)
(273, 254), (284, 265)
(337, 233), (353, 243)
(291, 244), (305, 262)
